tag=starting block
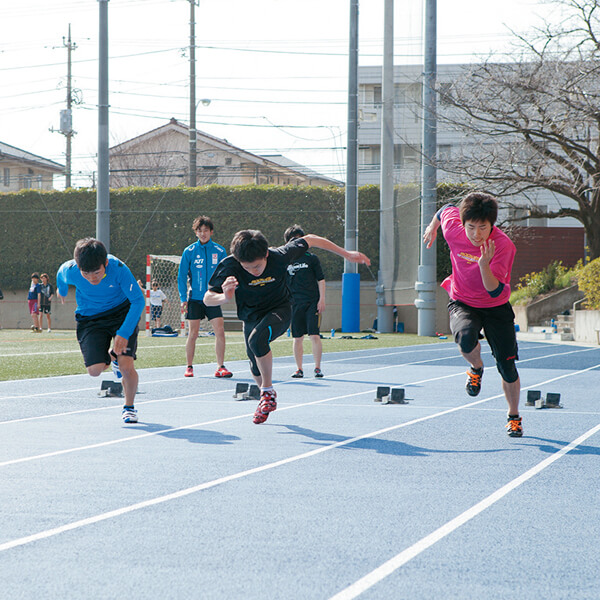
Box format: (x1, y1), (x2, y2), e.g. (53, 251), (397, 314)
(232, 383), (261, 401)
(526, 390), (541, 407)
(98, 380), (123, 398)
(374, 387), (408, 404)
(526, 390), (562, 409)
(374, 386), (390, 402)
(544, 392), (562, 409)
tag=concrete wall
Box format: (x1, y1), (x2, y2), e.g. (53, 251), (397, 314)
(574, 310), (600, 344)
(512, 285), (584, 330)
(0, 283), (451, 335)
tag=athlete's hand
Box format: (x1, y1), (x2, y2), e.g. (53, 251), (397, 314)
(317, 298), (326, 314)
(423, 222), (438, 249)
(112, 334), (128, 355)
(181, 301), (188, 312)
(478, 239), (496, 266)
(222, 276), (238, 300)
(346, 251), (370, 266)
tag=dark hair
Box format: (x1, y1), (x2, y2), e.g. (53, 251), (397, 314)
(40, 273), (49, 280)
(74, 238), (108, 272)
(31, 272), (40, 280)
(459, 192), (498, 226)
(230, 230), (269, 263)
(192, 215), (214, 232)
(283, 224), (305, 243)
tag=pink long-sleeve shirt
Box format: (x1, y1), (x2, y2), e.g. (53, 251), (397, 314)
(440, 206), (515, 308)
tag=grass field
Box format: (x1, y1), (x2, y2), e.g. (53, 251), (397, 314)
(0, 329), (446, 381)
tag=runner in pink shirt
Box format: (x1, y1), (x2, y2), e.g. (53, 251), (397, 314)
(423, 192), (522, 437)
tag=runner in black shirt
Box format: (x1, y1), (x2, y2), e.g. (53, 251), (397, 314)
(205, 229), (370, 424)
(284, 225), (326, 379)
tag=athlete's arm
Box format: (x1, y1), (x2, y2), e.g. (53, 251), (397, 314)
(317, 279), (326, 314)
(302, 234), (370, 266)
(204, 276), (238, 306)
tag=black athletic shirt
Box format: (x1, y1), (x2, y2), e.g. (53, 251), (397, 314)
(287, 252), (324, 304)
(208, 238), (309, 322)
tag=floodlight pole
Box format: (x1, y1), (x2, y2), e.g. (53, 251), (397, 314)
(342, 0), (360, 332)
(415, 0), (437, 335)
(189, 0), (198, 187)
(376, 0), (395, 333)
(96, 0), (110, 251)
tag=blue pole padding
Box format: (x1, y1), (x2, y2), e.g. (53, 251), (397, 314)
(341, 272), (361, 332)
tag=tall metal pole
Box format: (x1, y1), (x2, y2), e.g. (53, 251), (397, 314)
(189, 0), (197, 187)
(64, 24), (75, 189)
(342, 0), (360, 332)
(376, 0), (395, 333)
(96, 0), (110, 250)
(415, 0), (437, 335)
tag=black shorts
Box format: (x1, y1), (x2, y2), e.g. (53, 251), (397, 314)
(186, 299), (222, 321)
(76, 301), (139, 367)
(291, 301), (320, 337)
(448, 300), (519, 365)
(244, 304), (292, 376)
(40, 305), (51, 314)
(150, 305), (163, 320)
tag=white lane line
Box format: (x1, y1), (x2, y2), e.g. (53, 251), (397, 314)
(328, 420), (600, 600)
(1, 362), (599, 552)
(0, 340), (580, 419)
(0, 344), (595, 429)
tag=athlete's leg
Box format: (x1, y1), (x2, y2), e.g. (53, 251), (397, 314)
(309, 334), (322, 370)
(255, 352), (273, 388)
(211, 316), (226, 366)
(117, 355), (138, 408)
(293, 336), (304, 371)
(186, 319), (200, 366)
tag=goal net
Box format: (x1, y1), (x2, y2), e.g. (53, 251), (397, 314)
(145, 255), (215, 336)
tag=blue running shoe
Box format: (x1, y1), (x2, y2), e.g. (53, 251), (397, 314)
(122, 406), (138, 423)
(109, 351), (122, 380)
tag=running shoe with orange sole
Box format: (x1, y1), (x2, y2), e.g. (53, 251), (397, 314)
(253, 389), (277, 424)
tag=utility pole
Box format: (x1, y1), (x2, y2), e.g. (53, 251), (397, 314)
(189, 0), (198, 187)
(63, 24), (76, 188)
(376, 0), (395, 333)
(342, 0), (360, 332)
(415, 0), (437, 336)
(97, 0), (110, 250)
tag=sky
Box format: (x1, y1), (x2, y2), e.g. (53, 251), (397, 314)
(0, 0), (558, 188)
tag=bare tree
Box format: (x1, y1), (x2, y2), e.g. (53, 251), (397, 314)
(438, 0), (600, 259)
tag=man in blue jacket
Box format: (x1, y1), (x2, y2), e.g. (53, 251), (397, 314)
(57, 238), (145, 424)
(178, 215), (231, 378)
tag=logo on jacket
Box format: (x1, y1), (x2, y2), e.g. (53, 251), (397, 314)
(212, 254), (219, 265)
(194, 257), (204, 266)
(287, 263), (309, 276)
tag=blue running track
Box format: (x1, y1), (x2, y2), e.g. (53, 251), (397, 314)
(1, 340), (599, 599)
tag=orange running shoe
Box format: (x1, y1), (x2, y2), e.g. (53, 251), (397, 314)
(184, 366), (194, 378)
(465, 367), (483, 396)
(506, 416), (523, 437)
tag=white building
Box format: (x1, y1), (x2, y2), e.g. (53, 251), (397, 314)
(357, 64), (581, 228)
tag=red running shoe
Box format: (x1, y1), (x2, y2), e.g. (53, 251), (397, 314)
(215, 365), (233, 378)
(253, 389), (277, 424)
(184, 366), (194, 378)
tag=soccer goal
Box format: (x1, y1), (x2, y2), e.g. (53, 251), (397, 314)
(145, 255), (185, 335)
(145, 255), (216, 336)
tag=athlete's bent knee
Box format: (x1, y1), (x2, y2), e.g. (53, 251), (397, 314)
(454, 328), (479, 354)
(497, 358), (518, 383)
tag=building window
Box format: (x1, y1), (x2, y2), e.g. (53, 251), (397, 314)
(373, 85), (382, 104)
(225, 157), (232, 165)
(3, 168), (9, 187)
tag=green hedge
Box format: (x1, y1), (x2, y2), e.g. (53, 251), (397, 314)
(0, 183), (465, 290)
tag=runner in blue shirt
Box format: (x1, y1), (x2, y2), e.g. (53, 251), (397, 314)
(177, 215), (231, 379)
(57, 238), (145, 424)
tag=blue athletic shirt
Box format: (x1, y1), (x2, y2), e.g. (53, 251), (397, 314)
(178, 238), (227, 302)
(56, 255), (145, 339)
